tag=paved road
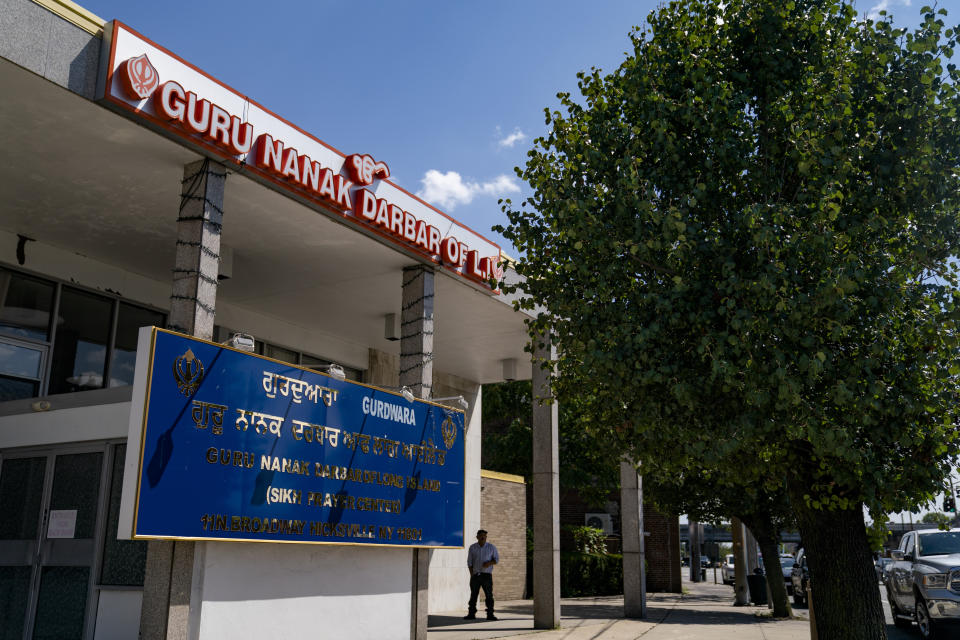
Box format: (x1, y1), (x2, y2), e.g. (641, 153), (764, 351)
(784, 580), (915, 639)
(877, 582), (916, 640)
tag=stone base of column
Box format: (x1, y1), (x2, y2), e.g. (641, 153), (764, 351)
(410, 548), (430, 640)
(140, 540), (199, 640)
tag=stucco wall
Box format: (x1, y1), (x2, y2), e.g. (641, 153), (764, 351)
(195, 542), (412, 640)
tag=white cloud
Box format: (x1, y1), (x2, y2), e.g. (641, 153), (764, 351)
(417, 170), (520, 210)
(496, 127), (527, 149)
(868, 0), (910, 19)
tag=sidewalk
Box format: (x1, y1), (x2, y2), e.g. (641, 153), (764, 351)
(427, 576), (811, 640)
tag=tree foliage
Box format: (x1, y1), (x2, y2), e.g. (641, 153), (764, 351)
(920, 511), (956, 528)
(642, 458), (796, 617)
(498, 0), (960, 636)
(482, 380), (620, 505)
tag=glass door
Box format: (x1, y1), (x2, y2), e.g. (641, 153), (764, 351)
(0, 447), (107, 640)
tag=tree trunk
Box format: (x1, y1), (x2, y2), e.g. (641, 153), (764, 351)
(739, 514), (792, 618)
(789, 496), (885, 639)
(756, 535), (791, 618)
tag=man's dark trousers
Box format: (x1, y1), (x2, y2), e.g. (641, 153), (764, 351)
(467, 573), (494, 616)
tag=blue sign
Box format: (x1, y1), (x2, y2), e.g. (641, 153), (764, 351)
(130, 328), (464, 548)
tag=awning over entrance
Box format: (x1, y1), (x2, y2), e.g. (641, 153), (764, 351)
(0, 56), (531, 382)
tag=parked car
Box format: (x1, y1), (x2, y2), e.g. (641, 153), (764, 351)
(779, 554), (795, 595)
(790, 549), (810, 607)
(887, 528), (960, 639)
(721, 554), (736, 584)
(700, 554), (711, 568)
(875, 557), (893, 584)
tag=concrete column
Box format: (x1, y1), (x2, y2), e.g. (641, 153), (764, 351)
(688, 521), (701, 582)
(400, 265), (435, 640)
(167, 159), (225, 339)
(732, 517), (749, 605)
(532, 331), (560, 629)
(620, 461), (646, 618)
(141, 159), (226, 640)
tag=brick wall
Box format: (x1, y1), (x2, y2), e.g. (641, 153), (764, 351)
(479, 470), (527, 601)
(643, 504), (681, 593)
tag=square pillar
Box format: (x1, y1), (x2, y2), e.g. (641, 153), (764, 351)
(688, 521), (702, 582)
(140, 158), (226, 640)
(620, 461), (646, 618)
(400, 265), (435, 640)
(532, 330), (560, 629)
(732, 516), (749, 605)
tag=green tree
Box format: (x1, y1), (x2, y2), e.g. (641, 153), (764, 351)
(498, 1), (960, 637)
(482, 380), (620, 506)
(643, 463), (796, 617)
(920, 511), (955, 529)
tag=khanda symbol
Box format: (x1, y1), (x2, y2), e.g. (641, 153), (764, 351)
(173, 348), (204, 396)
(118, 54), (159, 100)
(441, 414), (458, 450)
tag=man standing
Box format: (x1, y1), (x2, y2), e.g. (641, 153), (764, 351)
(464, 529), (499, 621)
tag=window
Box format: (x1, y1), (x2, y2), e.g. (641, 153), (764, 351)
(109, 304), (165, 387)
(0, 338), (45, 401)
(904, 533), (915, 556)
(0, 269), (55, 400)
(0, 267), (166, 400)
(261, 342), (297, 364)
(99, 445), (146, 586)
(0, 270), (54, 341)
(48, 288), (112, 395)
(918, 532), (960, 556)
(216, 326), (363, 382)
(301, 355), (363, 382)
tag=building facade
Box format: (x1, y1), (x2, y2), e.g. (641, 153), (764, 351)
(0, 1), (540, 638)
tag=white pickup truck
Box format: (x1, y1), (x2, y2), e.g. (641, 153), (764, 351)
(887, 528), (960, 639)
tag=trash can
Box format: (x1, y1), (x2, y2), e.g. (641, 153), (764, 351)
(747, 573), (767, 605)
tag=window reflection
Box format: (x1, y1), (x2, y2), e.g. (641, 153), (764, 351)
(0, 377), (38, 401)
(48, 288), (111, 395)
(109, 304), (164, 387)
(0, 269), (54, 341)
(0, 342), (42, 378)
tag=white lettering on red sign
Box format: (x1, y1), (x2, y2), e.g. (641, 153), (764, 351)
(156, 81), (253, 155)
(115, 54), (501, 289)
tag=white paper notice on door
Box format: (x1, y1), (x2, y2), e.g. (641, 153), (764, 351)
(47, 509), (78, 539)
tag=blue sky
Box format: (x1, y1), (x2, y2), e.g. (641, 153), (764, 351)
(78, 0), (955, 521)
(80, 0), (934, 255)
(80, 0), (655, 254)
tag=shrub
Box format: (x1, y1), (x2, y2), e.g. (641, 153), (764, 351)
(560, 551), (623, 597)
(563, 525), (607, 554)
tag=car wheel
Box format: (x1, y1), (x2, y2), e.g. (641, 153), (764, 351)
(916, 598), (939, 639)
